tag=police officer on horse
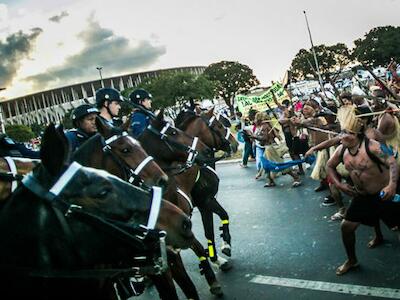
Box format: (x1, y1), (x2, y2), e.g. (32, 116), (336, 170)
(95, 87), (124, 126)
(129, 88), (153, 138)
(65, 104), (99, 152)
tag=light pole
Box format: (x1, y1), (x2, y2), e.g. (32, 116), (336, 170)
(96, 66), (104, 88)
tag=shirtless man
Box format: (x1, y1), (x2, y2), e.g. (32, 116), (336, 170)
(327, 114), (400, 275)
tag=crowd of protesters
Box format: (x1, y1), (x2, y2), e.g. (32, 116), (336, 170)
(235, 59), (400, 275)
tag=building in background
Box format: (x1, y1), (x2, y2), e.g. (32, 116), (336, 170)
(0, 66), (205, 126)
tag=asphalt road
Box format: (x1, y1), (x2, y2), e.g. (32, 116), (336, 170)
(137, 161), (400, 300)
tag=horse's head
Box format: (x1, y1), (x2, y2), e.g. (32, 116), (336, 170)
(38, 124), (194, 249)
(201, 107), (238, 154)
(82, 116), (170, 189)
(140, 109), (213, 165)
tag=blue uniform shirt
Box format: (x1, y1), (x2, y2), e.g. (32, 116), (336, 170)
(65, 129), (91, 152)
(130, 111), (150, 138)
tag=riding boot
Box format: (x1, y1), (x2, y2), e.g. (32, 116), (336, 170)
(198, 256), (223, 296)
(220, 219), (231, 256)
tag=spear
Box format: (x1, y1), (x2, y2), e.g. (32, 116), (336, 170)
(361, 62), (399, 100)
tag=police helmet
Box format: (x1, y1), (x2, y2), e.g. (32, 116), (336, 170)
(129, 88), (152, 105)
(71, 104), (99, 126)
(95, 87), (123, 108)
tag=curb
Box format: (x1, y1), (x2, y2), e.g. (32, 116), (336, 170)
(216, 158), (242, 165)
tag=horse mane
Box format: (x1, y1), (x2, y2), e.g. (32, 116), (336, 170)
(175, 110), (198, 131)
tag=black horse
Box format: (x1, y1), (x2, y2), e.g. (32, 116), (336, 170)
(0, 124), (194, 300)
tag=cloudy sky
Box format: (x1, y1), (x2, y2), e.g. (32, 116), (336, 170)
(0, 0), (399, 100)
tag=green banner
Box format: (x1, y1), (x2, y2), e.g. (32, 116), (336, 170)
(236, 83), (288, 115)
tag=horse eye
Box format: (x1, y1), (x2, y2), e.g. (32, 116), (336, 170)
(171, 130), (177, 135)
(121, 148), (130, 154)
(97, 188), (111, 198)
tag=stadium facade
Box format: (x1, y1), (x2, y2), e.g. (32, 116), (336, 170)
(0, 66), (206, 127)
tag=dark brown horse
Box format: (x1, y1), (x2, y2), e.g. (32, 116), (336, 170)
(138, 111), (224, 298)
(0, 124), (194, 300)
(175, 107), (238, 267)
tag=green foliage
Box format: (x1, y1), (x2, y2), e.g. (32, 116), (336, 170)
(204, 61), (259, 108)
(290, 43), (352, 81)
(5, 124), (35, 142)
(61, 109), (74, 129)
(353, 26), (400, 66)
(121, 72), (215, 110)
(30, 123), (45, 137)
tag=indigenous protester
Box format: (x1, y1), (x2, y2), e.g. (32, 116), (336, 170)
(95, 87), (124, 126)
(237, 112), (254, 168)
(292, 102), (330, 193)
(327, 105), (400, 276)
(252, 112), (302, 187)
(129, 88), (153, 138)
(65, 104), (99, 152)
(253, 112), (268, 179)
(278, 100), (307, 175)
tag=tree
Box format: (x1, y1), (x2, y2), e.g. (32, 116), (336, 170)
(353, 26), (400, 66)
(6, 124), (35, 142)
(61, 109), (74, 129)
(122, 72), (215, 110)
(290, 43), (352, 82)
(30, 123), (45, 137)
(204, 61), (260, 112)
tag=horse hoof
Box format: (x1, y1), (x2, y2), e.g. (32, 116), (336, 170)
(209, 282), (223, 297)
(221, 242), (231, 257)
(211, 256), (233, 272)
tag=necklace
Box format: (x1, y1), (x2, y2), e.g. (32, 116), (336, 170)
(348, 141), (361, 156)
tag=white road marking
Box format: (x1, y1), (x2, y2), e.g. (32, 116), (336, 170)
(250, 275), (400, 299)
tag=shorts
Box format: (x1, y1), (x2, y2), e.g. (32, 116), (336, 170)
(345, 193), (400, 228)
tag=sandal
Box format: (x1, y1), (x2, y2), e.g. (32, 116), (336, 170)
(264, 182), (276, 187)
(292, 181), (301, 188)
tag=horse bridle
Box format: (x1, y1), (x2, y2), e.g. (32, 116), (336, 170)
(101, 132), (154, 190)
(0, 157), (23, 191)
(202, 114), (231, 152)
(19, 162), (168, 278)
(147, 123), (201, 168)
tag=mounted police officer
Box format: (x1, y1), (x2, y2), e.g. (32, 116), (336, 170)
(95, 87), (124, 126)
(129, 88), (153, 138)
(65, 104), (99, 152)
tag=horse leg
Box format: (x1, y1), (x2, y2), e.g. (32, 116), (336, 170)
(208, 196), (231, 257)
(198, 205), (232, 272)
(191, 238), (223, 296)
(168, 250), (200, 300)
(149, 270), (179, 300)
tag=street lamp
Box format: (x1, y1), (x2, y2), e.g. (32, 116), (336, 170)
(96, 66), (104, 88)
